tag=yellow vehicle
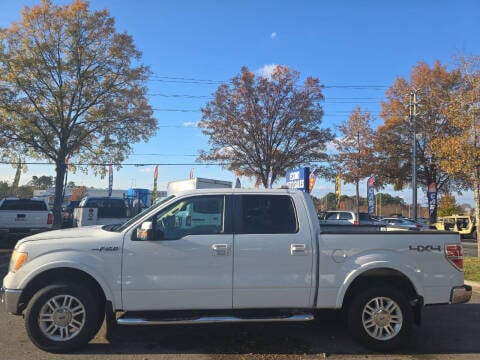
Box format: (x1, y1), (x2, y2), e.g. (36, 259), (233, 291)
(435, 215), (477, 240)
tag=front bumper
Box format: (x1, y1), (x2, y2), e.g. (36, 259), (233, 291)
(450, 285), (472, 304)
(0, 287), (22, 314)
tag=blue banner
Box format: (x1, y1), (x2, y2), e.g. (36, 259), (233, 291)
(427, 182), (437, 222)
(367, 175), (375, 214)
(286, 167), (310, 192)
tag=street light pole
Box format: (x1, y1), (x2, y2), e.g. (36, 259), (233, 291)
(410, 90), (418, 221)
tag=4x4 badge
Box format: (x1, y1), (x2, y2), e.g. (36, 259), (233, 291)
(409, 245), (441, 252)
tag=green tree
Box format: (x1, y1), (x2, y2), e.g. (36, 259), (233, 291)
(332, 107), (376, 218)
(16, 185), (34, 198)
(437, 192), (462, 217)
(0, 181), (9, 197)
(29, 175), (54, 189)
(375, 193), (405, 206)
(198, 65), (333, 187)
(0, 0), (156, 227)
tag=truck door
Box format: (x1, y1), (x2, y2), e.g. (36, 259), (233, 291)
(122, 195), (233, 310)
(232, 194), (315, 308)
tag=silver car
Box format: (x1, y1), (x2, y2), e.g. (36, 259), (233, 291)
(381, 217), (422, 231)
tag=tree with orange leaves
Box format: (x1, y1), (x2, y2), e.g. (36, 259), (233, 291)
(70, 186), (88, 201)
(375, 61), (462, 194)
(431, 54), (480, 248)
(332, 106), (377, 216)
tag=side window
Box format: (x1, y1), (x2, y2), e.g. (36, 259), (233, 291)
(135, 196), (225, 240)
(339, 212), (352, 220)
(238, 195), (298, 234)
(326, 212), (338, 220)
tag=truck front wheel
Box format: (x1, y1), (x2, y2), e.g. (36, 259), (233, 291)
(25, 284), (103, 353)
(347, 286), (413, 351)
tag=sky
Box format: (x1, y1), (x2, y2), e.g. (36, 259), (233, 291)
(0, 0), (479, 206)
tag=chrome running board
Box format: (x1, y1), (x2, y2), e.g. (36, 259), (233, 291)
(117, 313), (314, 325)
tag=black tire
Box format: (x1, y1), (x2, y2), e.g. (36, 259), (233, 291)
(347, 286), (413, 351)
(24, 283), (104, 353)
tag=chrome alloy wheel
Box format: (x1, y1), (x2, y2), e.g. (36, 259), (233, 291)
(38, 294), (86, 341)
(361, 296), (403, 341)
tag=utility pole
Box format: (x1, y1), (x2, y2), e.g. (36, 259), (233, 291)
(355, 130), (360, 222)
(410, 90), (419, 221)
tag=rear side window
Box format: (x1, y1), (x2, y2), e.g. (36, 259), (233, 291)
(82, 198), (126, 218)
(237, 195), (298, 234)
(0, 199), (48, 211)
(359, 213), (370, 221)
(339, 212), (353, 220)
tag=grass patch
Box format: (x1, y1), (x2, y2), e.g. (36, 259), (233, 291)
(464, 257), (480, 282)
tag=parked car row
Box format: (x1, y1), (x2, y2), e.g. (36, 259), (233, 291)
(319, 210), (431, 231)
(318, 210), (382, 225)
(380, 217), (423, 231)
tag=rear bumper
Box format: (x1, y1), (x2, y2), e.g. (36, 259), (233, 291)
(450, 285), (472, 304)
(0, 287), (22, 314)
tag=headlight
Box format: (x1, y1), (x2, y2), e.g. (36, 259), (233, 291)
(9, 251), (28, 273)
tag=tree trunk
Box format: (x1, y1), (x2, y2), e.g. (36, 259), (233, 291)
(474, 177), (480, 258)
(52, 159), (67, 229)
(355, 179), (360, 222)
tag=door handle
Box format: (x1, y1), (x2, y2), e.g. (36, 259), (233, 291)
(212, 244), (230, 256)
(290, 243), (308, 256)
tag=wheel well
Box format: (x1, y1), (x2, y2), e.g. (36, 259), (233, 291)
(342, 268), (420, 309)
(18, 267), (106, 314)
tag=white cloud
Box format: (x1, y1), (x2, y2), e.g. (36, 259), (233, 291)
(183, 121), (198, 128)
(270, 32), (277, 40)
(257, 64), (278, 79)
(325, 139), (339, 154)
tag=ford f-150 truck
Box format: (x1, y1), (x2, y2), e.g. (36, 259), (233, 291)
(0, 189), (471, 353)
(0, 198), (53, 239)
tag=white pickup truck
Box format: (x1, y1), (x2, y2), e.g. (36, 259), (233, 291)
(1, 189), (471, 353)
(72, 196), (129, 227)
(0, 198), (53, 240)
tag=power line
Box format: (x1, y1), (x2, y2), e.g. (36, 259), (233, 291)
(149, 74), (388, 89)
(0, 161), (227, 166)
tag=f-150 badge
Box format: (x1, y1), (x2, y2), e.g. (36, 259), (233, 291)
(91, 246), (119, 252)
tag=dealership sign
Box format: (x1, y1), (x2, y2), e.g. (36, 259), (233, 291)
(286, 167), (311, 192)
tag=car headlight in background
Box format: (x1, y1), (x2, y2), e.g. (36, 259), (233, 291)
(9, 251), (28, 273)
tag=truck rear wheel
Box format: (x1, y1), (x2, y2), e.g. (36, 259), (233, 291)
(25, 284), (103, 353)
(347, 286), (413, 351)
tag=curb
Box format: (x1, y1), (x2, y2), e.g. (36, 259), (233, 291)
(465, 280), (480, 294)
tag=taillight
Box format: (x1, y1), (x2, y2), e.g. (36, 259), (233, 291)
(47, 213), (54, 225)
(353, 220), (359, 225)
(445, 244), (464, 271)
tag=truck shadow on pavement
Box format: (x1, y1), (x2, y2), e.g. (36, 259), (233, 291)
(78, 303), (480, 356)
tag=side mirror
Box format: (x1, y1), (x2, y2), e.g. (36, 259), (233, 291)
(136, 221), (153, 241)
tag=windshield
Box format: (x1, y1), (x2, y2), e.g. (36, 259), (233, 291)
(107, 195), (175, 232)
